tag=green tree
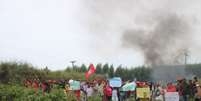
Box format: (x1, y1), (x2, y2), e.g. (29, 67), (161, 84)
(72, 65), (80, 72)
(102, 63), (109, 75)
(115, 65), (123, 77)
(109, 65), (114, 78)
(80, 64), (87, 72)
(44, 66), (50, 75)
(96, 64), (102, 74)
(132, 66), (152, 81)
(65, 66), (72, 72)
(0, 64), (10, 83)
(186, 64), (201, 77)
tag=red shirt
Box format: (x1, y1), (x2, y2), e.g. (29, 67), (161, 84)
(167, 85), (176, 92)
(33, 81), (39, 89)
(104, 86), (112, 96)
(75, 90), (81, 97)
(41, 82), (47, 90)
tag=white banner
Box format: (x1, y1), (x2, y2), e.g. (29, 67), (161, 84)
(165, 92), (179, 101)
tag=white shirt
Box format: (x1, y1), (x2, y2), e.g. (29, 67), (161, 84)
(86, 87), (93, 97)
(112, 89), (118, 101)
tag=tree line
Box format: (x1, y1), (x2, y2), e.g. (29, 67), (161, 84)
(1, 61), (201, 84)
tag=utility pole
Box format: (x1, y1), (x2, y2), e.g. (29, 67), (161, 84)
(70, 60), (76, 68)
(184, 50), (189, 65)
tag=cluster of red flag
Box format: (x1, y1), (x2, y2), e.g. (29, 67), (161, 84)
(85, 64), (96, 80)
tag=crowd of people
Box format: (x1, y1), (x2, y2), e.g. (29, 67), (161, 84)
(24, 76), (201, 101)
(153, 77), (201, 101)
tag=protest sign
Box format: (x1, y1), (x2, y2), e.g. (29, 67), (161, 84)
(122, 82), (136, 91)
(69, 80), (80, 90)
(165, 92), (179, 101)
(136, 87), (151, 98)
(109, 77), (122, 87)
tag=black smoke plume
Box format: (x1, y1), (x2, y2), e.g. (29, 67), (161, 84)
(122, 14), (191, 65)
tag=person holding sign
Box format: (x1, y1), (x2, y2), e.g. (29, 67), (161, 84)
(112, 88), (118, 101)
(69, 80), (81, 101)
(165, 92), (179, 101)
(136, 87), (151, 101)
(167, 83), (176, 92)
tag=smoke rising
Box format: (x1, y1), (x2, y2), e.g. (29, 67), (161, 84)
(122, 14), (192, 65)
(82, 0), (198, 66)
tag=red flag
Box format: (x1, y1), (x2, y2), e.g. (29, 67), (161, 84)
(85, 64), (96, 80)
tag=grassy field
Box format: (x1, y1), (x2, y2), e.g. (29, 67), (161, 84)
(0, 84), (105, 101)
(0, 84), (66, 101)
(0, 84), (140, 101)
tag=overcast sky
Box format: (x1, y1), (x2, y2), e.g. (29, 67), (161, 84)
(0, 0), (201, 70)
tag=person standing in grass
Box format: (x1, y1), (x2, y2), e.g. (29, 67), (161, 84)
(189, 80), (195, 101)
(41, 80), (48, 95)
(177, 80), (184, 101)
(182, 79), (190, 101)
(195, 85), (201, 101)
(86, 84), (93, 97)
(80, 82), (87, 101)
(104, 83), (112, 101)
(112, 88), (118, 101)
(166, 82), (176, 92)
(32, 79), (39, 95)
(64, 84), (70, 95)
(75, 89), (81, 101)
(97, 82), (104, 101)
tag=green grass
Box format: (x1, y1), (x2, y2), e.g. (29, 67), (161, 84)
(0, 84), (104, 101)
(0, 85), (158, 101)
(0, 84), (69, 101)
